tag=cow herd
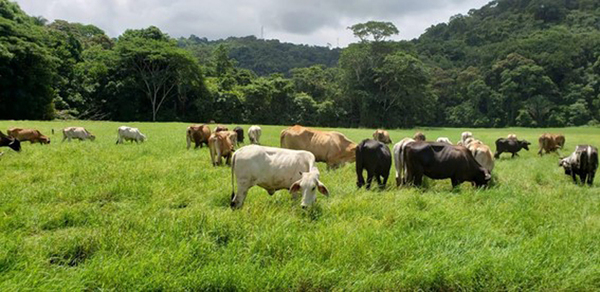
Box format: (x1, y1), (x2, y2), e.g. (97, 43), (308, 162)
(0, 124), (598, 209)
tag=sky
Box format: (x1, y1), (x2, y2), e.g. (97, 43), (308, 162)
(14, 0), (491, 47)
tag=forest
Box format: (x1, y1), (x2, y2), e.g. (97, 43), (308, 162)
(1, 0), (600, 128)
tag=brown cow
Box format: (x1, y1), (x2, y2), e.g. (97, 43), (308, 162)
(280, 125), (357, 169)
(214, 125), (228, 133)
(186, 124), (211, 149)
(538, 133), (565, 156)
(413, 132), (426, 142)
(208, 132), (234, 166)
(223, 131), (238, 148)
(373, 129), (392, 144)
(8, 128), (50, 144)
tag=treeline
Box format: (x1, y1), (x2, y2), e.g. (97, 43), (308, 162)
(2, 0), (600, 128)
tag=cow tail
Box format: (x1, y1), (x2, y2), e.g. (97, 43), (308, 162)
(355, 143), (363, 185)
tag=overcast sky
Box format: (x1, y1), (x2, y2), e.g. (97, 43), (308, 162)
(14, 0), (491, 47)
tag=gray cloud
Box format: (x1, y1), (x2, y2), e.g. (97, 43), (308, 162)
(14, 0), (491, 46)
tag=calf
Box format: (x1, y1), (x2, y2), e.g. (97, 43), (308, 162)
(356, 139), (392, 190)
(507, 134), (517, 139)
(0, 131), (21, 152)
(538, 133), (565, 156)
(559, 145), (598, 186)
(8, 128), (50, 144)
(373, 129), (392, 144)
(248, 125), (262, 144)
(458, 131), (473, 146)
(208, 132), (234, 166)
(233, 126), (244, 145)
(230, 145), (329, 208)
(393, 137), (415, 186)
(413, 132), (426, 142)
(436, 137), (452, 144)
(404, 142), (491, 188)
(186, 124), (211, 149)
(116, 126), (146, 144)
(62, 127), (95, 142)
(494, 138), (530, 158)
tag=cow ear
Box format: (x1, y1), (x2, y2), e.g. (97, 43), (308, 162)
(317, 181), (329, 196)
(484, 172), (492, 181)
(289, 181), (301, 193)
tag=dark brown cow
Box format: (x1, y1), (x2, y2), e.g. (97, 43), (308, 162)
(214, 125), (228, 133)
(186, 124), (211, 149)
(7, 128), (50, 144)
(233, 126), (244, 145)
(0, 131), (21, 152)
(538, 133), (565, 156)
(404, 142), (491, 188)
(559, 145), (598, 186)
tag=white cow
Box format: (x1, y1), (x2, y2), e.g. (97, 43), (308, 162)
(393, 137), (416, 186)
(116, 126), (147, 144)
(230, 145), (329, 208)
(248, 125), (262, 144)
(62, 127), (95, 142)
(458, 131), (473, 146)
(436, 137), (452, 144)
(507, 134), (517, 139)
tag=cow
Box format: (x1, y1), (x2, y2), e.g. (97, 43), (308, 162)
(116, 126), (146, 144)
(393, 138), (415, 186)
(559, 145), (598, 186)
(494, 138), (530, 158)
(208, 131), (234, 166)
(404, 142), (491, 188)
(458, 131), (473, 146)
(8, 128), (50, 144)
(356, 139), (391, 190)
(186, 124), (211, 149)
(62, 127), (95, 142)
(248, 125), (262, 145)
(0, 131), (21, 152)
(223, 131), (238, 148)
(373, 129), (392, 144)
(413, 132), (426, 142)
(436, 137), (452, 144)
(467, 142), (495, 172)
(538, 133), (565, 156)
(230, 145), (329, 208)
(280, 125), (357, 169)
(214, 125), (228, 133)
(233, 126), (244, 145)
(507, 134), (517, 139)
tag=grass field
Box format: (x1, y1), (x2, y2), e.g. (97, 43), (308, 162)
(0, 120), (599, 290)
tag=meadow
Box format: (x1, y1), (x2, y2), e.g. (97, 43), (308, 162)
(0, 120), (599, 290)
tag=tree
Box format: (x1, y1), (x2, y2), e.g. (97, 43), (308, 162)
(348, 21), (399, 42)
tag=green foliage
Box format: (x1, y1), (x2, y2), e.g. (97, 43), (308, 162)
(348, 21), (399, 42)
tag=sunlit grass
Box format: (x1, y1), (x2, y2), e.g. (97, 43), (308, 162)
(0, 121), (598, 290)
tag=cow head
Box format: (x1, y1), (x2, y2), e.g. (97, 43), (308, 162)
(474, 168), (492, 187)
(40, 136), (51, 144)
(0, 131), (21, 152)
(520, 140), (531, 151)
(559, 157), (574, 175)
(289, 168), (329, 208)
(140, 134), (147, 142)
(89, 135), (96, 141)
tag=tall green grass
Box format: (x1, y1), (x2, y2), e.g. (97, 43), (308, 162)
(0, 121), (598, 290)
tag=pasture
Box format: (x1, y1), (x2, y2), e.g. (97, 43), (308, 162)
(0, 121), (599, 290)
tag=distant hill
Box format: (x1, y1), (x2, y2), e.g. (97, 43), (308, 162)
(178, 35), (341, 76)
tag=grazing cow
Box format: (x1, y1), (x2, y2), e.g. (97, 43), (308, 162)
(404, 142), (491, 188)
(507, 134), (517, 139)
(280, 125), (357, 169)
(116, 126), (146, 144)
(230, 145), (329, 208)
(436, 137), (452, 144)
(0, 131), (21, 152)
(413, 132), (426, 142)
(356, 139), (392, 190)
(393, 138), (416, 186)
(7, 128), (50, 144)
(373, 129), (392, 144)
(248, 125), (262, 144)
(186, 124), (211, 149)
(538, 133), (565, 156)
(223, 131), (238, 148)
(467, 142), (495, 172)
(208, 132), (234, 166)
(62, 127), (95, 142)
(458, 131), (473, 146)
(494, 138), (530, 158)
(233, 126), (244, 145)
(559, 145), (598, 186)
(214, 125), (228, 133)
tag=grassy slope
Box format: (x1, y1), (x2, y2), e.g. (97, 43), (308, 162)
(0, 121), (598, 290)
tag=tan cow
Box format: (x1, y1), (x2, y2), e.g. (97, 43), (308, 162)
(186, 124), (211, 149)
(8, 128), (50, 144)
(467, 142), (495, 172)
(373, 129), (392, 144)
(280, 125), (357, 169)
(413, 132), (426, 142)
(538, 133), (565, 156)
(208, 132), (234, 166)
(223, 131), (238, 148)
(214, 125), (228, 133)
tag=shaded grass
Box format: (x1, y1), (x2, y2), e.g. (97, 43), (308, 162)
(0, 121), (599, 290)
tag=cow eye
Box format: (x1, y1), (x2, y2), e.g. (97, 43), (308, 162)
(312, 187), (316, 191)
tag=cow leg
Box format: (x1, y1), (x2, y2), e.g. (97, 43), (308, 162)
(231, 183), (250, 209)
(366, 171), (374, 190)
(451, 178), (461, 188)
(571, 171), (578, 184)
(580, 172), (588, 186)
(62, 136), (67, 142)
(375, 174), (383, 190)
(413, 173), (423, 187)
(588, 171), (595, 186)
(382, 169), (389, 190)
(225, 154), (232, 166)
(494, 151), (500, 159)
(356, 168), (365, 189)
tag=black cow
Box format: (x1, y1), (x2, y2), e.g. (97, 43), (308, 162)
(233, 126), (244, 145)
(559, 145), (598, 186)
(494, 138), (531, 158)
(356, 139), (391, 190)
(0, 131), (21, 152)
(404, 142), (491, 188)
